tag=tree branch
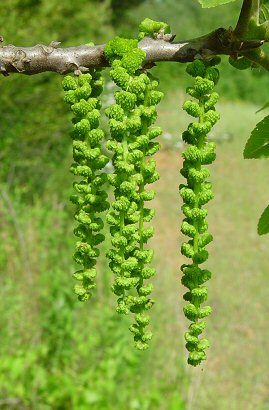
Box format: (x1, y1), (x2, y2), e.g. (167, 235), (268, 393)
(0, 29), (263, 76)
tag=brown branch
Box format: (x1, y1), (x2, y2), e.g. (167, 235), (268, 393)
(0, 29), (263, 76)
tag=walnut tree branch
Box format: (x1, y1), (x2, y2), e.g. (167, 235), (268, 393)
(0, 28), (263, 76)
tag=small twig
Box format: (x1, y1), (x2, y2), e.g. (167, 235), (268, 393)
(234, 0), (261, 38)
(234, 0), (254, 37)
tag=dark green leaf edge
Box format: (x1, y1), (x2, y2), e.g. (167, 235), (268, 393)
(258, 204), (269, 235)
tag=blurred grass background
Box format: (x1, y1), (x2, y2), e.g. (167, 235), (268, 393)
(1, 0), (269, 409)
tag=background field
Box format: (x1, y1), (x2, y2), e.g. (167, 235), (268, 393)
(1, 1), (269, 409)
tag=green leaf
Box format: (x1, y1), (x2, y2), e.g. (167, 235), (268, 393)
(198, 0), (236, 8)
(243, 115), (269, 158)
(258, 205), (269, 235)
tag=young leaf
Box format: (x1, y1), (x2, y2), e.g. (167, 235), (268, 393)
(258, 205), (269, 235)
(243, 115), (269, 159)
(198, 0), (236, 8)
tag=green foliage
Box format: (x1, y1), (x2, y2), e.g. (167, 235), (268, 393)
(258, 204), (269, 235)
(104, 23), (164, 350)
(244, 115), (269, 236)
(243, 115), (269, 158)
(62, 71), (110, 301)
(180, 59), (220, 366)
(197, 0), (237, 7)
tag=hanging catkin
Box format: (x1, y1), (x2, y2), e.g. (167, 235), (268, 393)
(104, 19), (168, 349)
(180, 59), (220, 366)
(62, 70), (109, 301)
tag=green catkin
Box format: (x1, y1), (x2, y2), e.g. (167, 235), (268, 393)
(180, 59), (220, 366)
(105, 19), (166, 350)
(62, 70), (109, 302)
